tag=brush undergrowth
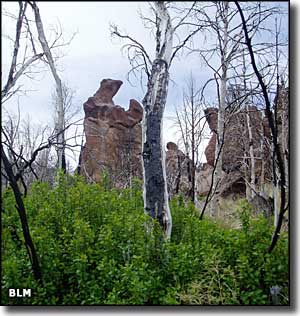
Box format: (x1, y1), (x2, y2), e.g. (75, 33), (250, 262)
(1, 173), (288, 305)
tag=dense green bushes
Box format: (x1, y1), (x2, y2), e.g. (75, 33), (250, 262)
(1, 174), (288, 305)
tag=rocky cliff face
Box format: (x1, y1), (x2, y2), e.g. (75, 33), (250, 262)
(79, 80), (196, 195)
(199, 106), (272, 197)
(165, 142), (193, 197)
(79, 78), (286, 202)
(204, 107), (268, 172)
(79, 79), (197, 195)
(79, 79), (143, 187)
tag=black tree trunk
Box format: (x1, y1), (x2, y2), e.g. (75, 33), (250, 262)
(142, 59), (172, 237)
(1, 144), (43, 283)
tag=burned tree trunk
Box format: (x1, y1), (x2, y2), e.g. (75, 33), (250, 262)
(142, 59), (172, 238)
(235, 1), (287, 254)
(111, 1), (203, 237)
(1, 143), (42, 283)
(142, 2), (173, 238)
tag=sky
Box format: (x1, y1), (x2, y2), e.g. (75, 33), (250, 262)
(2, 2), (209, 115)
(1, 1), (289, 168)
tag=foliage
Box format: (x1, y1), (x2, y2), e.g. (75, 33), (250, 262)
(1, 174), (288, 305)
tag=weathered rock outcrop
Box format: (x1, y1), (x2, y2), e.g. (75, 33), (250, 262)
(200, 106), (272, 197)
(79, 80), (197, 195)
(79, 79), (287, 203)
(79, 79), (143, 186)
(204, 107), (268, 172)
(249, 194), (273, 218)
(165, 142), (193, 197)
(196, 163), (214, 197)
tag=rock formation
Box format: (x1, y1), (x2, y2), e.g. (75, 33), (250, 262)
(204, 107), (269, 173)
(196, 163), (214, 197)
(198, 106), (272, 197)
(79, 79), (143, 187)
(79, 79), (197, 196)
(165, 142), (193, 197)
(79, 79), (288, 205)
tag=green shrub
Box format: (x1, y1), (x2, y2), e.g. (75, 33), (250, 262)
(1, 175), (289, 305)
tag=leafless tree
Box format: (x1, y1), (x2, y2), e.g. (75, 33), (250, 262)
(2, 1), (76, 173)
(189, 2), (245, 214)
(191, 1), (287, 219)
(235, 1), (288, 254)
(1, 142), (43, 284)
(199, 125), (226, 220)
(172, 74), (207, 203)
(51, 81), (81, 172)
(2, 2), (44, 103)
(2, 116), (83, 190)
(111, 1), (204, 238)
(1, 116), (82, 283)
(28, 1), (65, 172)
(2, 79), (82, 284)
(1, 1), (80, 285)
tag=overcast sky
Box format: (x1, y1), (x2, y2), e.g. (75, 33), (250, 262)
(1, 1), (289, 167)
(2, 2), (211, 147)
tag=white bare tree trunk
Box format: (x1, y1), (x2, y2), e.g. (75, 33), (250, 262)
(241, 50), (256, 200)
(142, 2), (173, 238)
(111, 1), (203, 233)
(212, 2), (229, 214)
(213, 88), (225, 191)
(281, 102), (289, 198)
(246, 103), (256, 199)
(272, 140), (279, 227)
(31, 2), (65, 171)
(259, 111), (265, 194)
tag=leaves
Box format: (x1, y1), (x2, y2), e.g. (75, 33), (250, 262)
(1, 174), (289, 305)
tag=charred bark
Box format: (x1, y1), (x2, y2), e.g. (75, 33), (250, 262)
(142, 59), (172, 238)
(1, 143), (43, 283)
(235, 1), (287, 254)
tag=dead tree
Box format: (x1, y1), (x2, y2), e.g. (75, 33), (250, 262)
(199, 130), (225, 220)
(213, 2), (229, 207)
(3, 113), (50, 191)
(2, 1), (75, 173)
(190, 1), (245, 214)
(140, 2), (174, 238)
(2, 116), (83, 191)
(111, 1), (203, 238)
(1, 121), (81, 283)
(28, 1), (65, 172)
(235, 1), (288, 254)
(173, 74), (207, 203)
(51, 82), (81, 173)
(1, 2), (44, 103)
(192, 2), (283, 217)
(242, 53), (256, 200)
(1, 142), (43, 284)
(1, 1), (81, 283)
